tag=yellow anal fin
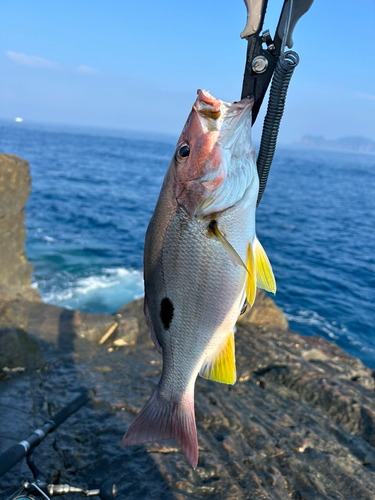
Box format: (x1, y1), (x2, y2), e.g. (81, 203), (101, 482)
(254, 236), (276, 294)
(246, 242), (256, 307)
(199, 332), (236, 385)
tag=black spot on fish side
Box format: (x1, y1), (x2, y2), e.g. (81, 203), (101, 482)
(160, 297), (174, 330)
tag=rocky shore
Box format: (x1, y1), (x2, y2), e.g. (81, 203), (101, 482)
(0, 154), (41, 302)
(1, 154), (375, 499)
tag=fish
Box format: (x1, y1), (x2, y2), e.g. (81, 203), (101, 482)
(121, 89), (276, 469)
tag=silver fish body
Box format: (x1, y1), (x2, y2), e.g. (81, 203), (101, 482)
(122, 90), (271, 469)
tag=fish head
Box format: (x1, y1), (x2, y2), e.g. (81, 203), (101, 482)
(171, 89), (257, 218)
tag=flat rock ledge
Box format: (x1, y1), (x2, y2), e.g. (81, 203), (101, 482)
(1, 291), (375, 500)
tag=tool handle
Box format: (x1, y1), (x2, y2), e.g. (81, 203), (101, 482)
(241, 0), (267, 38)
(276, 0), (314, 48)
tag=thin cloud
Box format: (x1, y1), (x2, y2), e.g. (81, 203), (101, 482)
(358, 92), (375, 101)
(7, 50), (62, 70)
(7, 50), (99, 76)
(77, 65), (98, 75)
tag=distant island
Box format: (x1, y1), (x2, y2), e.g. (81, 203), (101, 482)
(297, 135), (375, 153)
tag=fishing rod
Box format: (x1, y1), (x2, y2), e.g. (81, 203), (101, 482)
(0, 388), (116, 500)
(240, 0), (314, 205)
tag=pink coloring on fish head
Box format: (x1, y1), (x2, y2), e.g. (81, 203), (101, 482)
(173, 90), (226, 217)
(172, 90), (254, 218)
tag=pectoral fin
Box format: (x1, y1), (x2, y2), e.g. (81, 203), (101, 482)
(254, 236), (276, 294)
(199, 332), (236, 385)
(210, 221), (257, 307)
(209, 220), (246, 269)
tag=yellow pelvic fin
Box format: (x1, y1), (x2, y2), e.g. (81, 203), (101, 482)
(254, 236), (276, 294)
(199, 332), (236, 385)
(246, 242), (256, 307)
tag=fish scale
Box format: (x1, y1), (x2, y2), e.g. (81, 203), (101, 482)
(122, 90), (275, 468)
(159, 208), (245, 368)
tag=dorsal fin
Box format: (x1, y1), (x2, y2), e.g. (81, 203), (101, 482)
(199, 332), (236, 385)
(254, 236), (276, 294)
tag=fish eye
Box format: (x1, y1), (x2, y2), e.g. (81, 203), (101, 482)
(179, 145), (190, 157)
(176, 142), (190, 163)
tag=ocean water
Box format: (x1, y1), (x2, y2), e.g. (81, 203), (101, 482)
(0, 121), (374, 368)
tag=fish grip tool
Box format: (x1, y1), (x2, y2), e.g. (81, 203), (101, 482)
(240, 0), (314, 205)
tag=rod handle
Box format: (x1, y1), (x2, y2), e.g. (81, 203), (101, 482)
(0, 444), (26, 478)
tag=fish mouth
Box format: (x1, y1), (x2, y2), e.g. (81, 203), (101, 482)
(195, 89), (222, 121)
(195, 89), (254, 139)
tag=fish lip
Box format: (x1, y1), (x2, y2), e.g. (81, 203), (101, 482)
(195, 94), (254, 138)
(196, 89), (222, 111)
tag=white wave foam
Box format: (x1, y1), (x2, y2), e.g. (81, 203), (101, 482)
(284, 308), (374, 353)
(42, 267), (144, 313)
(284, 309), (348, 340)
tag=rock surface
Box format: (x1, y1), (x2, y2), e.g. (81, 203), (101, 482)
(0, 327), (45, 372)
(0, 154), (41, 302)
(1, 292), (375, 499)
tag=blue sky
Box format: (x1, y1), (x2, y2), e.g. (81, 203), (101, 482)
(1, 0), (374, 142)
